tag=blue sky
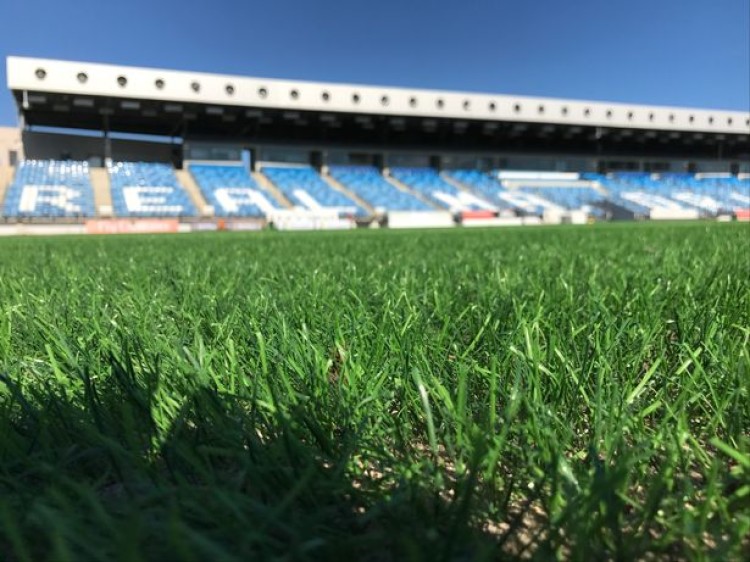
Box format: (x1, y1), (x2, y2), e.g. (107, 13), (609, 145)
(0, 0), (748, 126)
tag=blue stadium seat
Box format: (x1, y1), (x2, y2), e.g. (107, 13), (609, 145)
(448, 169), (608, 217)
(2, 160), (96, 218)
(328, 166), (431, 211)
(596, 174), (696, 215)
(108, 162), (196, 217)
(444, 170), (513, 210)
(389, 167), (495, 211)
(515, 186), (605, 211)
(262, 166), (365, 216)
(189, 164), (282, 217)
(655, 174), (750, 214)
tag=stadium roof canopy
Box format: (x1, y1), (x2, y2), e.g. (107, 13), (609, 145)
(7, 56), (750, 160)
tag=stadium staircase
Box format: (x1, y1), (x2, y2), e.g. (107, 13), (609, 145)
(382, 169), (442, 210)
(89, 168), (113, 217)
(174, 169), (211, 216)
(591, 180), (609, 195)
(321, 168), (375, 215)
(252, 171), (293, 208)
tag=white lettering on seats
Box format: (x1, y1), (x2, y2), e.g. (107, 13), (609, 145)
(19, 185), (83, 213)
(214, 188), (277, 214)
(122, 186), (183, 214)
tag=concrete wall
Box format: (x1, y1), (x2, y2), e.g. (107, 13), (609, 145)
(0, 127), (23, 167)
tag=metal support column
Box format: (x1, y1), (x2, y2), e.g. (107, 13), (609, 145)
(102, 113), (112, 164)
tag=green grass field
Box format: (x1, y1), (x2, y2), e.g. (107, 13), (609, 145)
(1, 222), (748, 561)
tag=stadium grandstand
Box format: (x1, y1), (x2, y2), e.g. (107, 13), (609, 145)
(0, 56), (748, 233)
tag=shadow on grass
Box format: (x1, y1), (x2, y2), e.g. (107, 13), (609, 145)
(0, 360), (509, 562)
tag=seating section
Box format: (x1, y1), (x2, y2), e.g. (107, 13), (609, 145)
(2, 160), (96, 218)
(445, 170), (505, 204)
(328, 165), (431, 211)
(656, 174), (750, 214)
(614, 192), (689, 216)
(3, 159), (747, 222)
(109, 162), (196, 217)
(390, 168), (495, 211)
(492, 189), (563, 216)
(262, 166), (365, 216)
(598, 173), (699, 216)
(448, 169), (605, 216)
(189, 164), (282, 217)
(515, 187), (606, 217)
